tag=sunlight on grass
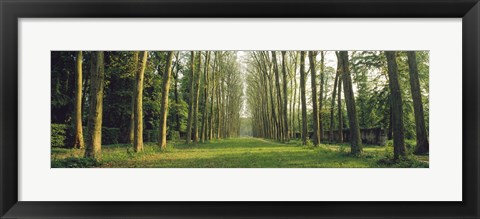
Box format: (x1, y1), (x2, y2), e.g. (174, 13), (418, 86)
(51, 137), (429, 168)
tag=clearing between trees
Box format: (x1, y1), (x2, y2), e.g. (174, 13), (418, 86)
(51, 137), (428, 168)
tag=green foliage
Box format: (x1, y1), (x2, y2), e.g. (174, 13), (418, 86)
(169, 130), (180, 141)
(51, 124), (68, 147)
(144, 130), (159, 142)
(167, 98), (188, 132)
(348, 51), (429, 140)
(102, 127), (120, 145)
(377, 157), (428, 168)
(51, 52), (76, 124)
(51, 156), (98, 168)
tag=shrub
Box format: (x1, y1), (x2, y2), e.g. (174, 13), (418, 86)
(102, 127), (120, 145)
(51, 124), (68, 147)
(377, 157), (428, 168)
(51, 157), (98, 168)
(143, 130), (159, 142)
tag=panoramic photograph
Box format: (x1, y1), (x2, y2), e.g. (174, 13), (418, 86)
(51, 50), (429, 168)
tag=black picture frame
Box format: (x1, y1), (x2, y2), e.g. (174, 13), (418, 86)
(1, 0), (479, 218)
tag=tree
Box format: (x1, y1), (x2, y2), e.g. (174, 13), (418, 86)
(158, 52), (174, 149)
(193, 52), (202, 143)
(385, 51), (406, 160)
(329, 59), (340, 142)
(308, 51), (320, 146)
(272, 51), (284, 141)
(339, 51), (362, 155)
(337, 61), (343, 143)
(281, 51), (290, 142)
(85, 52), (104, 160)
(318, 51), (325, 141)
(299, 51), (308, 145)
(209, 52), (218, 140)
(129, 52), (139, 143)
(406, 51), (429, 155)
(132, 51), (148, 152)
(172, 52), (182, 132)
(72, 51), (85, 149)
(291, 52), (299, 139)
(201, 51), (211, 143)
(186, 52), (195, 144)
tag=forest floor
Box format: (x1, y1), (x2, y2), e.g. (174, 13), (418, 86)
(51, 137), (429, 168)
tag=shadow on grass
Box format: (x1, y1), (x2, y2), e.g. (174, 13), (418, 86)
(51, 138), (429, 168)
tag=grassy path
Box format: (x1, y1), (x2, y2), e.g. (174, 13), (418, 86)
(52, 137), (428, 168)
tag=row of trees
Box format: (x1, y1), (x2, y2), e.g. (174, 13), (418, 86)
(52, 51), (243, 160)
(245, 51), (429, 159)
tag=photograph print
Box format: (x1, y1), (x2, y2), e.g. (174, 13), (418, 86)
(51, 51), (429, 168)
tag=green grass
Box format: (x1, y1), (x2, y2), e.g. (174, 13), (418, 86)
(51, 137), (429, 168)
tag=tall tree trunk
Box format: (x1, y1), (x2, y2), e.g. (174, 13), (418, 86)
(158, 52), (174, 149)
(201, 51), (211, 143)
(216, 70), (222, 139)
(272, 51), (284, 141)
(281, 51), (290, 142)
(193, 52), (202, 143)
(85, 52), (104, 160)
(337, 52), (344, 143)
(72, 51), (85, 149)
(289, 57), (294, 139)
(129, 52), (139, 144)
(209, 52), (217, 140)
(173, 52), (181, 132)
(267, 71), (279, 140)
(262, 71), (271, 139)
(339, 51), (362, 155)
(186, 52), (195, 144)
(385, 51), (406, 160)
(318, 52), (325, 141)
(222, 76), (228, 138)
(292, 53), (298, 139)
(299, 51), (308, 145)
(337, 69), (343, 143)
(329, 61), (340, 142)
(133, 51), (148, 152)
(407, 51), (429, 155)
(308, 51), (320, 146)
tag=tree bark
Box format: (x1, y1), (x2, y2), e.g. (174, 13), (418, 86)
(133, 51), (148, 152)
(193, 52), (202, 143)
(272, 51), (284, 141)
(339, 51), (362, 155)
(85, 52), (104, 160)
(209, 52), (218, 140)
(406, 51), (429, 154)
(329, 60), (340, 142)
(299, 51), (308, 145)
(308, 51), (320, 146)
(292, 53), (298, 139)
(319, 51), (325, 141)
(173, 52), (181, 132)
(385, 51), (406, 160)
(186, 52), (195, 144)
(337, 53), (343, 143)
(72, 51), (85, 149)
(281, 51), (290, 142)
(201, 51), (211, 143)
(158, 52), (174, 149)
(129, 52), (139, 144)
